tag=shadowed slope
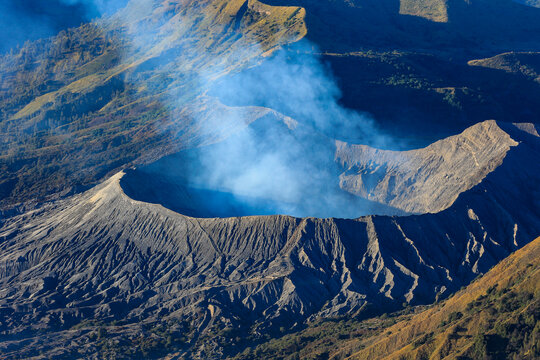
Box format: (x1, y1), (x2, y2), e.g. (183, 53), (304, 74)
(263, 0), (540, 53)
(230, 236), (540, 360)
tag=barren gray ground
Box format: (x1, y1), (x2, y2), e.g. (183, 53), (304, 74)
(0, 121), (538, 358)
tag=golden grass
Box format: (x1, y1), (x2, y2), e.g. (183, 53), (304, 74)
(399, 0), (449, 23)
(12, 0), (307, 121)
(348, 236), (540, 359)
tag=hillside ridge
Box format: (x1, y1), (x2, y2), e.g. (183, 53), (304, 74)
(0, 121), (538, 358)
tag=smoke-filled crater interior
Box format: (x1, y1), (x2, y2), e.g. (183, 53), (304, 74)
(120, 119), (398, 219)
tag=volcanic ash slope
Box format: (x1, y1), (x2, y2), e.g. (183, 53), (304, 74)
(0, 121), (539, 350)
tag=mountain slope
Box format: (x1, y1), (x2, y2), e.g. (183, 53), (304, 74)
(0, 0), (306, 208)
(336, 120), (518, 214)
(349, 235), (540, 360)
(231, 236), (540, 360)
(469, 52), (540, 83)
(319, 50), (540, 143)
(264, 0), (540, 53)
(0, 121), (538, 358)
(399, 0), (448, 22)
(2, 0), (540, 208)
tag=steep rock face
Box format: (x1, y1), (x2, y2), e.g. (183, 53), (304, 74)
(336, 120), (518, 214)
(0, 123), (538, 356)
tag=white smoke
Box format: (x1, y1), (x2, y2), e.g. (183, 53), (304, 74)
(6, 0), (399, 218)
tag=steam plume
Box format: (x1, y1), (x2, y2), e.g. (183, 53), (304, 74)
(4, 0), (399, 218)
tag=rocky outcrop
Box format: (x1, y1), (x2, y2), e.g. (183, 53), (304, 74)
(0, 122), (538, 358)
(336, 120), (519, 214)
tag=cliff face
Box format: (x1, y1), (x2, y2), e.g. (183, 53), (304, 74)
(336, 120), (519, 214)
(0, 121), (538, 358)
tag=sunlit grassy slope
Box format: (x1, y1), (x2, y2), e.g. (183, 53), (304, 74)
(350, 237), (540, 359)
(399, 0), (449, 22)
(0, 0), (306, 207)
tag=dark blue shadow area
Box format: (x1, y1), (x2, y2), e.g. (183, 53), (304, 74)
(0, 0), (128, 53)
(120, 114), (407, 219)
(120, 165), (406, 219)
(121, 168), (301, 218)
